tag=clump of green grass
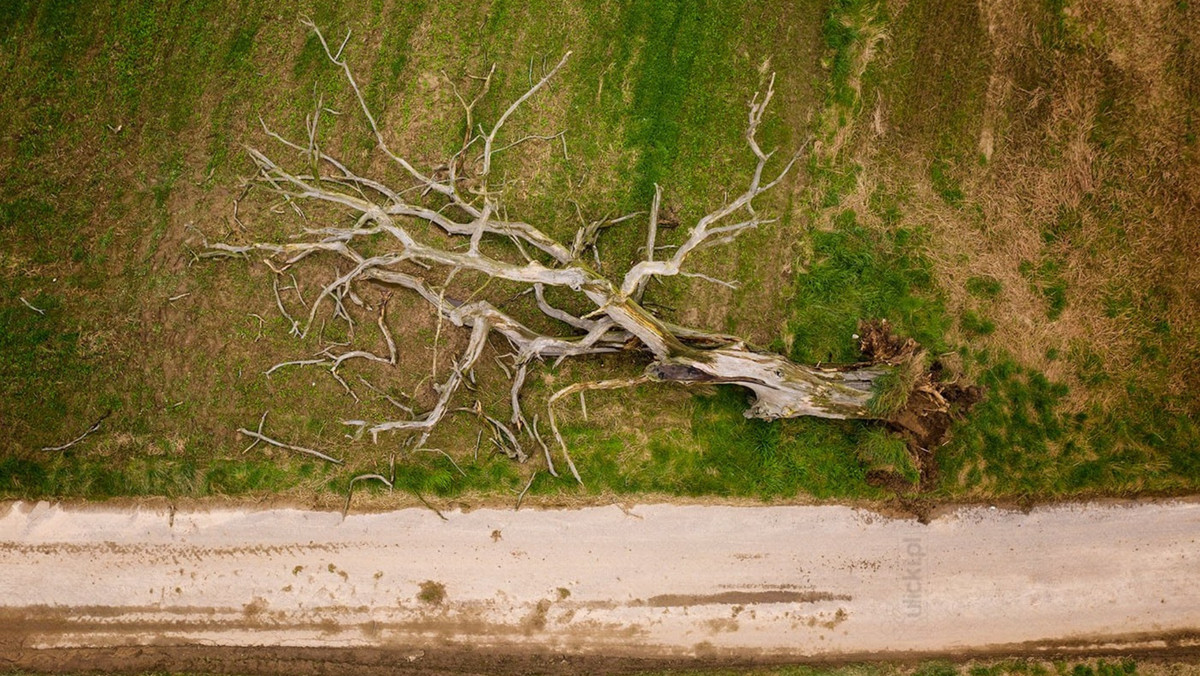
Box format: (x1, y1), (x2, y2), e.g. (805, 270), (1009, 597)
(811, 161), (863, 208)
(821, 0), (885, 113)
(965, 275), (1002, 298)
(930, 157), (965, 206)
(1041, 205), (1083, 245)
(866, 359), (922, 417)
(934, 348), (1200, 497)
(1019, 258), (1068, 319)
(551, 386), (890, 500)
(363, 2), (426, 115)
(937, 355), (1070, 494)
(112, 1), (161, 111)
(1067, 340), (1109, 386)
(786, 209), (949, 365)
(960, 309), (996, 336)
(856, 428), (919, 485)
(0, 289), (90, 446)
(0, 453), (324, 499)
(914, 663), (960, 676)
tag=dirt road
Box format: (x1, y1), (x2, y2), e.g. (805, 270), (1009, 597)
(1, 499), (1197, 666)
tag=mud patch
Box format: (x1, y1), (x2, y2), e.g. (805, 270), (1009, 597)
(858, 319), (983, 492)
(416, 580), (446, 606)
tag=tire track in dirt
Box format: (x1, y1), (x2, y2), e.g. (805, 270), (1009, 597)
(0, 500), (1197, 663)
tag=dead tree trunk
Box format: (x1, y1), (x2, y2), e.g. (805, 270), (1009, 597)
(200, 22), (929, 481)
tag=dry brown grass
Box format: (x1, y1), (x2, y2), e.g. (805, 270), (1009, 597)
(855, 0), (1200, 417)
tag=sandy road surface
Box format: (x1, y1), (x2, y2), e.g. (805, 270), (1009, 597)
(1, 500), (1198, 663)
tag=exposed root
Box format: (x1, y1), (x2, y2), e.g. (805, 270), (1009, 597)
(856, 320), (983, 490)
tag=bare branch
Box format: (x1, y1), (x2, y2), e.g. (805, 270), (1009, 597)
(42, 411), (110, 452)
(620, 76), (807, 297)
(272, 275), (301, 336)
(547, 375), (653, 485)
(344, 472), (393, 518)
(510, 361), (528, 428)
(237, 417), (344, 465)
(528, 414), (557, 477)
(680, 271), (741, 289)
(358, 376), (413, 414)
(19, 297), (46, 315)
(480, 52), (571, 182)
(515, 470), (537, 510)
(368, 320), (491, 442)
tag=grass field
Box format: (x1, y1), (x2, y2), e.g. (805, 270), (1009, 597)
(1, 0), (1197, 506)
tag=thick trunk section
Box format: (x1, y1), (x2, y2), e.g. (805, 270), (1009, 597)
(646, 345), (887, 420)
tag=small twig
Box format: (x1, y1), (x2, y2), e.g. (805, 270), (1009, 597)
(431, 268), (458, 379)
(377, 293), (396, 363)
(248, 313), (265, 342)
(680, 271), (741, 289)
(487, 130), (566, 158)
(416, 447), (468, 477)
(529, 414), (557, 477)
(515, 470), (537, 510)
(344, 472), (393, 518)
(168, 292), (192, 302)
(241, 410), (269, 453)
(19, 297), (45, 315)
(232, 181), (252, 230)
(42, 411), (111, 452)
(265, 358), (327, 376)
(357, 376), (413, 413)
(341, 419), (367, 441)
(414, 490), (449, 521)
(272, 275), (301, 336)
(290, 273), (309, 309)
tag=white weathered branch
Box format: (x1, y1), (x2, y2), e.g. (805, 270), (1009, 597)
(238, 413), (344, 465)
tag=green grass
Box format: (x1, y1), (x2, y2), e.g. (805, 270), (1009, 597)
(786, 209), (948, 364)
(856, 427), (919, 484)
(936, 349), (1200, 497)
(1019, 258), (1069, 320)
(866, 364), (917, 417)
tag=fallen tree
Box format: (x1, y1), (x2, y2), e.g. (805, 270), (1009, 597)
(202, 22), (953, 485)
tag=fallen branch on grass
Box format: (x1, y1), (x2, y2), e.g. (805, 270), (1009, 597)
(237, 411), (343, 465)
(41, 411), (111, 452)
(201, 20), (950, 487)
